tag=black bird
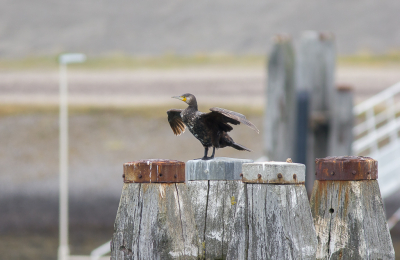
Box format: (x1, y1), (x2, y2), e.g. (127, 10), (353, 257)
(167, 93), (259, 160)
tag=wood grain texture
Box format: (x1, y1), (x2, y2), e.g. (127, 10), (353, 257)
(186, 180), (208, 258)
(111, 183), (142, 259)
(112, 162), (317, 259)
(310, 180), (395, 260)
(225, 182), (248, 260)
(247, 184), (317, 260)
(187, 180), (246, 259)
(175, 184), (201, 257)
(111, 183), (199, 260)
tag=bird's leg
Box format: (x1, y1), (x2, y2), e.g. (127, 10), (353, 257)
(209, 147), (216, 159)
(194, 147), (215, 160)
(200, 147), (215, 160)
(201, 147), (209, 160)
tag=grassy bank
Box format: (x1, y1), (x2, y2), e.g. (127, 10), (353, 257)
(0, 104), (264, 118)
(0, 54), (265, 71)
(1, 53), (400, 71)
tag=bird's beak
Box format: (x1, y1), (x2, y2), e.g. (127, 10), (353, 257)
(172, 96), (186, 102)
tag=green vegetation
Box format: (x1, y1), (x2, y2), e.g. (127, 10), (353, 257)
(0, 104), (170, 118)
(0, 54), (265, 71)
(0, 104), (264, 118)
(82, 54), (266, 70)
(1, 52), (400, 71)
(338, 51), (400, 67)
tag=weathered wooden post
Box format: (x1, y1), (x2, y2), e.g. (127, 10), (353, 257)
(327, 85), (354, 156)
(240, 161), (317, 259)
(297, 31), (336, 194)
(310, 156), (395, 259)
(264, 35), (297, 162)
(186, 157), (252, 259)
(111, 159), (199, 260)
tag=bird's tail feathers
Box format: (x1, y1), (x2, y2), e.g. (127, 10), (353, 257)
(231, 142), (251, 152)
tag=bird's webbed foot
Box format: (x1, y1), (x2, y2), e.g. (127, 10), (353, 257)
(193, 147), (215, 160)
(199, 147), (216, 160)
(193, 155), (214, 160)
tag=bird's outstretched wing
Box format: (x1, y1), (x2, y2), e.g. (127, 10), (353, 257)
(167, 109), (186, 136)
(202, 107), (259, 133)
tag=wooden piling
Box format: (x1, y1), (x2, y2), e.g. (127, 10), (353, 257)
(264, 35), (297, 162)
(239, 161), (318, 260)
(310, 156), (395, 260)
(111, 159), (199, 260)
(186, 157), (252, 259)
(327, 86), (354, 156)
(297, 31), (336, 194)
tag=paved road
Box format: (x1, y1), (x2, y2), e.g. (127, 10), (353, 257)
(1, 67), (400, 106)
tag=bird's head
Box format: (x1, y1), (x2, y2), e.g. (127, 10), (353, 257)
(172, 93), (197, 106)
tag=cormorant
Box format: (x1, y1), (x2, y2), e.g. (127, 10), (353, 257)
(167, 93), (259, 160)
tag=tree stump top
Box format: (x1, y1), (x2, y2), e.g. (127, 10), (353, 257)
(242, 161), (305, 184)
(186, 157), (253, 181)
(315, 156), (377, 181)
(123, 159), (185, 183)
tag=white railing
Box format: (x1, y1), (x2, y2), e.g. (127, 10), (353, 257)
(89, 241), (111, 260)
(352, 82), (400, 230)
(352, 81), (400, 198)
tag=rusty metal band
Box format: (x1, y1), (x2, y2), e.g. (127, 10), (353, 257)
(315, 156), (378, 181)
(123, 159), (185, 183)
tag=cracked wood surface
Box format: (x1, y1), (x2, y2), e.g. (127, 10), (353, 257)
(112, 159), (317, 260)
(246, 184), (317, 260)
(187, 181), (316, 259)
(186, 157), (250, 259)
(187, 180), (246, 259)
(111, 183), (199, 260)
(310, 180), (395, 260)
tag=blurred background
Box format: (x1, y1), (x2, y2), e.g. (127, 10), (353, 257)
(1, 1), (400, 259)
